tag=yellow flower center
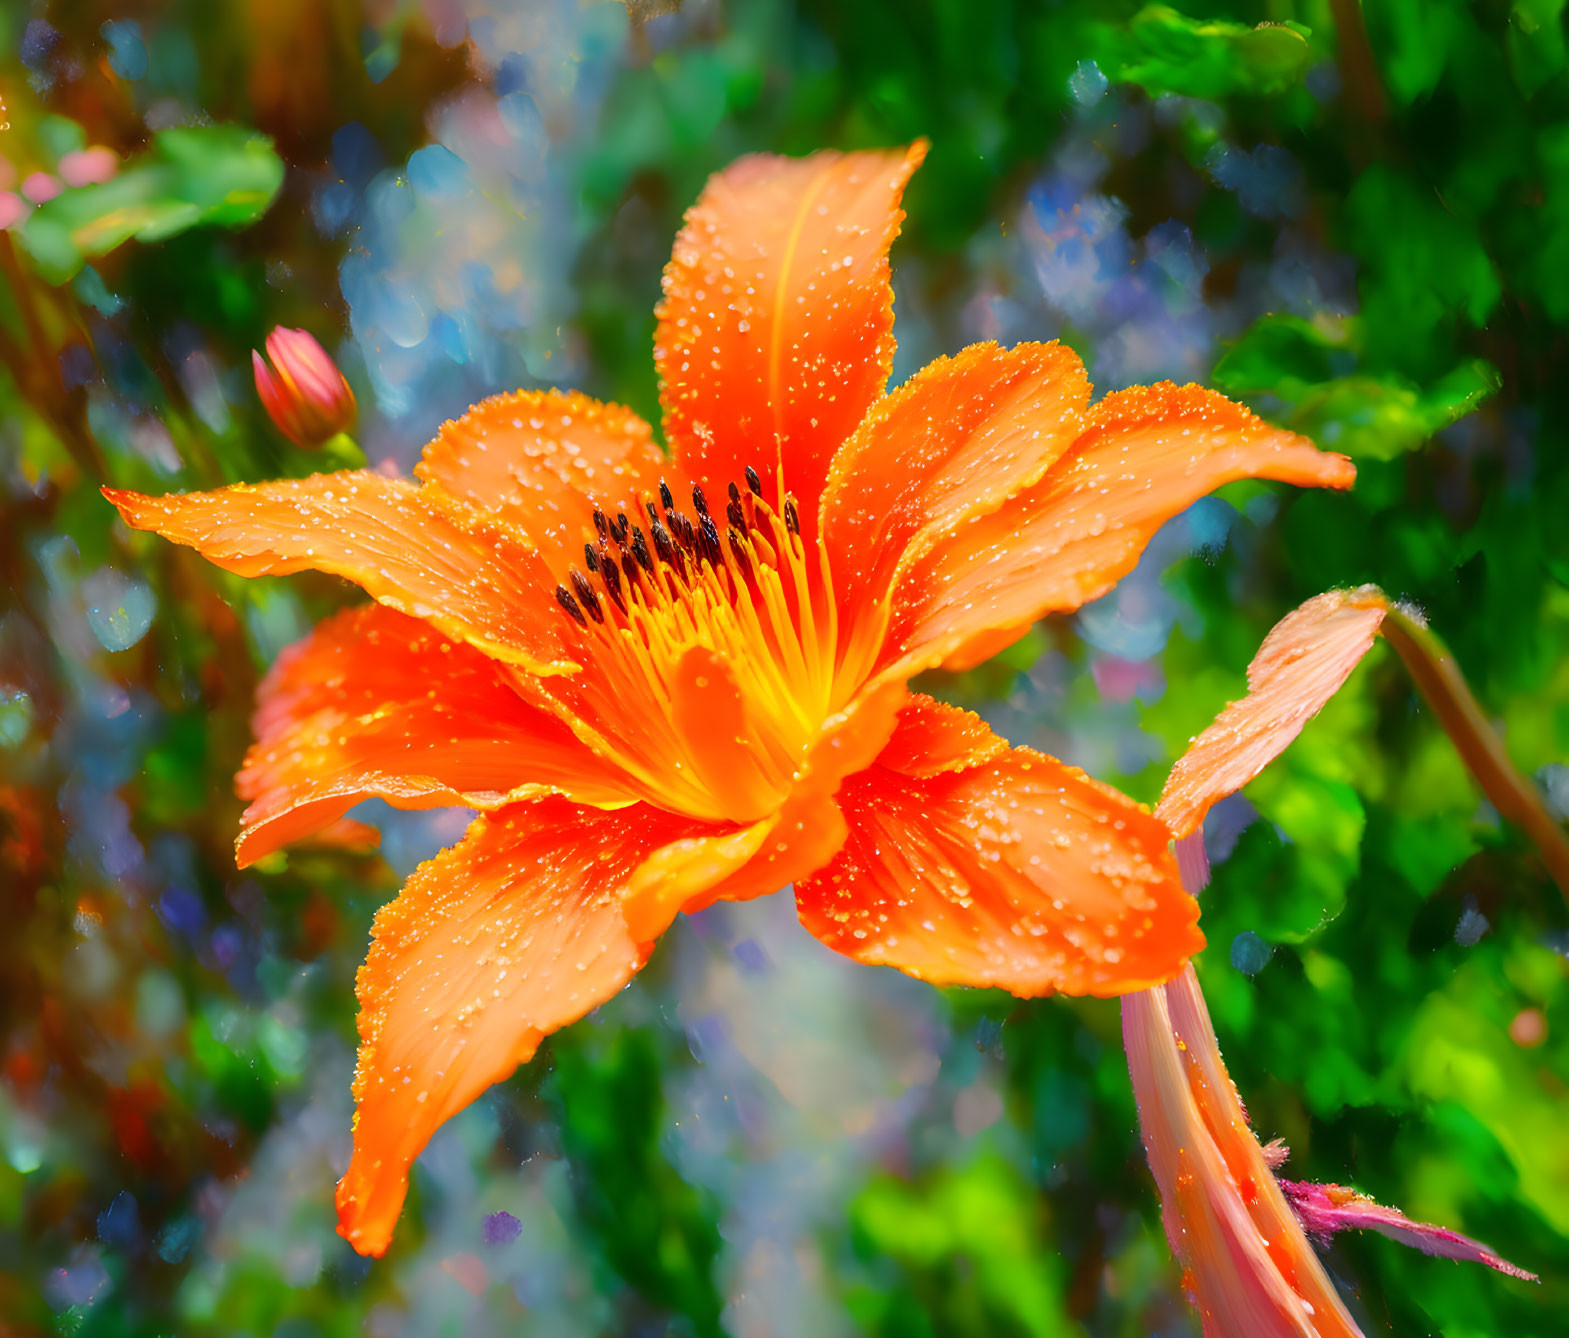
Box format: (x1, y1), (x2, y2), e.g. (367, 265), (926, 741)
(550, 468), (838, 825)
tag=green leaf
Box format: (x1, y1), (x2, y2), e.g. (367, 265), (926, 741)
(1097, 5), (1314, 100)
(19, 125), (285, 284)
(1214, 315), (1500, 459)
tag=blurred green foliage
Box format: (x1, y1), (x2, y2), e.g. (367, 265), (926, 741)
(2, 1), (1568, 1336)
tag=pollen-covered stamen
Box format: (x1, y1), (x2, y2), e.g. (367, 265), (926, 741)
(554, 585), (587, 627)
(569, 569), (604, 624)
(543, 464), (840, 824)
(593, 509), (610, 541)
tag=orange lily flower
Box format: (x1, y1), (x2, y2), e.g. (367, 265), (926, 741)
(103, 141), (1354, 1257)
(1124, 588), (1537, 1336)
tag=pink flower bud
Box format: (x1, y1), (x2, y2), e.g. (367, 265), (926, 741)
(252, 327), (357, 448)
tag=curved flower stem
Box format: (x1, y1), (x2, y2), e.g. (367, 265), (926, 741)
(1379, 603), (1569, 901)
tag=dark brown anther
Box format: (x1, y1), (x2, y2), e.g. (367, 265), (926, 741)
(621, 549), (640, 587)
(665, 508), (686, 546)
(726, 497), (747, 531)
(615, 512), (630, 542)
(645, 500), (660, 527)
(691, 484), (709, 516)
(727, 480), (740, 504)
(554, 585), (587, 627)
(700, 514), (722, 565)
(631, 526), (655, 574)
(650, 521), (676, 565)
(681, 515), (697, 551)
(784, 495), (801, 536)
(745, 465), (762, 496)
(570, 568), (604, 623)
(727, 528), (753, 580)
(600, 552), (626, 611)
(659, 478), (675, 511)
(584, 543), (599, 573)
(593, 510), (610, 541)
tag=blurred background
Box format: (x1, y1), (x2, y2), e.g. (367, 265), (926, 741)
(2, 2), (1568, 1334)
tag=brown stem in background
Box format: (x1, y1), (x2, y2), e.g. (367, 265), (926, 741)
(1328, 0), (1388, 164)
(1381, 603), (1569, 901)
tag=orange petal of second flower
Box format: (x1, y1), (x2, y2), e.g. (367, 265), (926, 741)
(103, 473), (576, 674)
(336, 798), (704, 1258)
(1157, 587), (1388, 839)
(655, 142), (926, 524)
(797, 740), (1202, 998)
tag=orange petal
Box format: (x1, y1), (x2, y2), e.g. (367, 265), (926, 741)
(882, 384), (1356, 676)
(336, 797), (703, 1258)
(820, 341), (1089, 689)
(1122, 966), (1366, 1337)
(621, 671), (907, 942)
(103, 473), (576, 674)
(1157, 587), (1389, 839)
(655, 142), (927, 525)
(415, 390), (672, 576)
(795, 741), (1202, 998)
(235, 605), (632, 867)
(875, 693), (1008, 778)
(668, 645), (792, 824)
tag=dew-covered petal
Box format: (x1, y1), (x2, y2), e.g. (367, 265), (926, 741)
(796, 742), (1202, 997)
(415, 389), (672, 577)
(1279, 1179), (1538, 1281)
(336, 797), (703, 1258)
(102, 473), (577, 674)
(1122, 967), (1367, 1337)
(875, 692), (1008, 779)
(881, 384), (1356, 677)
(235, 605), (633, 867)
(655, 142), (926, 528)
(819, 341), (1089, 689)
(622, 671), (907, 941)
(1157, 587), (1389, 838)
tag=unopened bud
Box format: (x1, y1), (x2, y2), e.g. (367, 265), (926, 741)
(252, 327), (356, 448)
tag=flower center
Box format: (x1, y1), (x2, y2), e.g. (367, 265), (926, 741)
(550, 466), (837, 824)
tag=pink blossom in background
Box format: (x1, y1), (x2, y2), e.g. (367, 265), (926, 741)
(0, 192), (27, 230)
(59, 146), (119, 188)
(21, 173), (62, 205)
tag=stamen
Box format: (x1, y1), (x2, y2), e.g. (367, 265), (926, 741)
(554, 585), (587, 627)
(600, 551), (626, 612)
(569, 568), (604, 623)
(584, 543), (599, 573)
(699, 514), (721, 566)
(727, 527), (752, 580)
(615, 512), (630, 542)
(692, 484), (709, 517)
(784, 495), (801, 536)
(631, 527), (655, 574)
(645, 500), (660, 527)
(727, 497), (747, 532)
(593, 510), (610, 541)
(659, 479), (675, 511)
(745, 465), (762, 496)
